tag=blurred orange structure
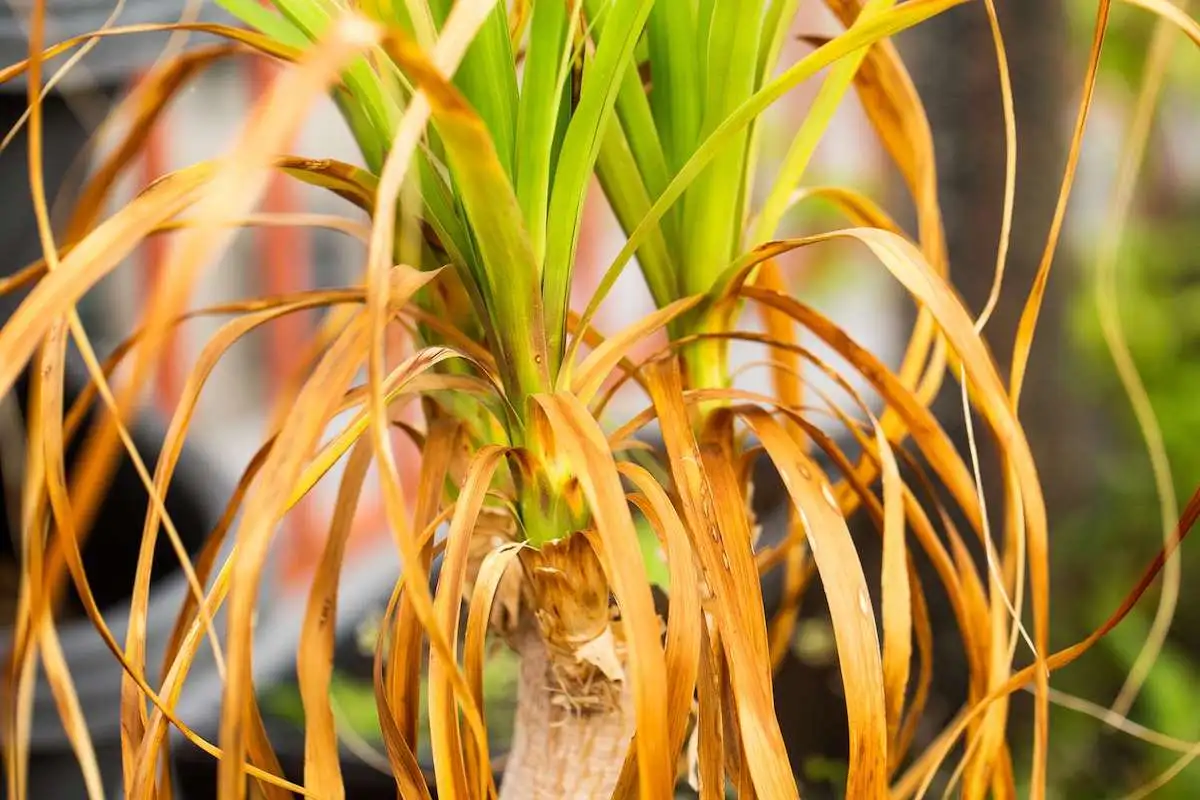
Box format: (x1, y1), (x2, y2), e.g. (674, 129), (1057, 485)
(136, 53), (413, 592)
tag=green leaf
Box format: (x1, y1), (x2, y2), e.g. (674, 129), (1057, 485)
(332, 88), (385, 172)
(751, 0), (897, 247)
(758, 0), (802, 85)
(574, 0), (971, 350)
(612, 63), (674, 237)
(581, 0), (679, 296)
(515, 0), (571, 265)
(742, 0), (801, 207)
(647, 0), (701, 175)
(584, 0), (673, 233)
(594, 122), (677, 309)
(257, 0), (401, 168)
(680, 0), (767, 297)
(216, 0), (309, 47)
(541, 0), (655, 372)
(429, 0), (519, 178)
(388, 33), (551, 405)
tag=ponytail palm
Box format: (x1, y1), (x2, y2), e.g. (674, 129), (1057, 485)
(4, 0), (1200, 799)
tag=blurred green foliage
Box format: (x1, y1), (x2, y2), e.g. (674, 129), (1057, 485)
(1055, 5), (1200, 794)
(262, 637), (521, 768)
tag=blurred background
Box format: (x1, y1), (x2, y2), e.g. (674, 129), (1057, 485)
(3, 0), (1200, 797)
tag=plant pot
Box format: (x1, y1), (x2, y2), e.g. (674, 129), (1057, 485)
(0, 356), (231, 798)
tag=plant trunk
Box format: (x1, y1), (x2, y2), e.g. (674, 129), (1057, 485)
(499, 629), (634, 799)
(498, 533), (637, 799)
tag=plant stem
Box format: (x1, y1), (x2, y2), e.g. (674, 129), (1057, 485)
(499, 629), (634, 799)
(682, 314), (730, 412)
(519, 486), (578, 547)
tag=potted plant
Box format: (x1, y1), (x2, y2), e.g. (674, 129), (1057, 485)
(3, 0), (1200, 798)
